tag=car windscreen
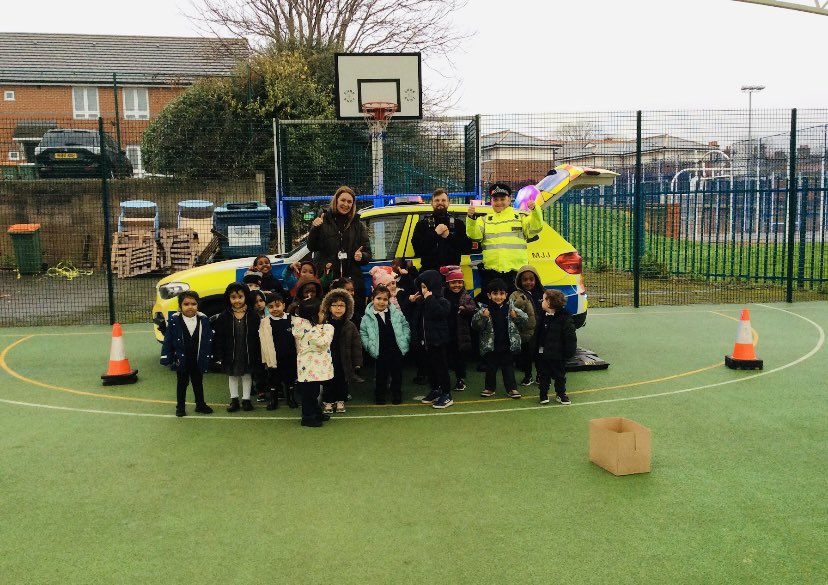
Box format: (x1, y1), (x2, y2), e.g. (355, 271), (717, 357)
(39, 131), (99, 148)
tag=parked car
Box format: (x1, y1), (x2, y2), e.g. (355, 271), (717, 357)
(34, 129), (133, 179)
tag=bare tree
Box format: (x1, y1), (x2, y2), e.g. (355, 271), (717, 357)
(556, 120), (603, 143)
(190, 0), (468, 58)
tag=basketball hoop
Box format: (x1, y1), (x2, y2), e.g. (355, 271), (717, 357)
(362, 101), (398, 134)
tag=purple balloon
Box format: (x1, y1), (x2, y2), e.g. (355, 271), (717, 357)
(514, 185), (540, 210)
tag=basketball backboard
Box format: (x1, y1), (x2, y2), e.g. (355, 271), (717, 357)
(335, 53), (422, 120)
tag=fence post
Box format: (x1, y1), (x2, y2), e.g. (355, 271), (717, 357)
(98, 117), (116, 325)
(798, 176), (807, 290)
(475, 114), (482, 198)
(112, 73), (122, 153)
(633, 111), (642, 308)
(786, 109), (797, 303)
(272, 118), (284, 255)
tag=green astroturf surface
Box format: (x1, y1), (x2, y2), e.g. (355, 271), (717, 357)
(0, 302), (826, 584)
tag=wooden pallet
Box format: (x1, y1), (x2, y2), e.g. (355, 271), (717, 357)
(159, 228), (199, 272)
(111, 231), (161, 278)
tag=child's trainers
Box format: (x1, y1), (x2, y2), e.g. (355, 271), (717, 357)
(506, 389), (522, 399)
(323, 402), (334, 414)
(455, 378), (466, 391)
(480, 389), (496, 397)
(555, 392), (571, 405)
(520, 375), (534, 386)
(539, 394), (550, 405)
(421, 389), (441, 404)
(432, 393), (453, 409)
(335, 401), (346, 413)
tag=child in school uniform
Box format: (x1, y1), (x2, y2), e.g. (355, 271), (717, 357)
(360, 285), (411, 405)
(320, 288), (362, 413)
(510, 265), (543, 386)
(212, 282), (262, 412)
(440, 265), (476, 392)
(292, 298), (334, 427)
(251, 255), (286, 296)
(472, 278), (528, 399)
(411, 270), (453, 409)
(535, 289), (577, 405)
(250, 289), (269, 402)
(259, 292), (298, 410)
(161, 291), (214, 417)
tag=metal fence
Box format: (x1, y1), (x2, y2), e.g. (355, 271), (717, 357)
(1, 107), (826, 328)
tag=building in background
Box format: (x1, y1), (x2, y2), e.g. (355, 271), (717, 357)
(0, 32), (247, 176)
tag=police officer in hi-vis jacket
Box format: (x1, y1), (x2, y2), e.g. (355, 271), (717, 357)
(466, 182), (544, 293)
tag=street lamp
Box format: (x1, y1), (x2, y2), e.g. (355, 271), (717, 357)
(741, 85), (765, 162)
(742, 85), (765, 241)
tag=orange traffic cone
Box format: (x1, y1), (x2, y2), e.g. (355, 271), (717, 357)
(101, 323), (139, 385)
(725, 309), (763, 370)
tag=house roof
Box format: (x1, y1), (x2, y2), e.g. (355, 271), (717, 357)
(482, 130), (561, 150)
(0, 32), (249, 85)
(558, 134), (711, 160)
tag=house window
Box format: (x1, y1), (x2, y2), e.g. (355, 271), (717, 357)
(8, 151), (20, 161)
(123, 88), (149, 120)
(4, 91), (14, 101)
(72, 87), (99, 119)
(125, 145), (143, 177)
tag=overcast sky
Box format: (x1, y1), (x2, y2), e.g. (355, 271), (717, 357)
(2, 0), (827, 115)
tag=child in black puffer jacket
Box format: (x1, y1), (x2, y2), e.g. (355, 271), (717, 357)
(410, 270), (453, 409)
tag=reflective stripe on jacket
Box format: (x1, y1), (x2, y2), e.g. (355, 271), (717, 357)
(466, 206), (544, 273)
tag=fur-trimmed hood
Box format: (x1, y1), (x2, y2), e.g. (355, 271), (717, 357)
(321, 288), (355, 320)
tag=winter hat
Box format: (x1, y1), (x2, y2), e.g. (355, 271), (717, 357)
(439, 265), (464, 283)
(369, 265), (395, 288)
(243, 270), (263, 285)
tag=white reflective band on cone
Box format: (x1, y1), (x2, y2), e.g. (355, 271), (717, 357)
(735, 319), (753, 345)
(109, 337), (127, 361)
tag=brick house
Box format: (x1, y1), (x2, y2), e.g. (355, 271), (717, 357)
(0, 32), (247, 176)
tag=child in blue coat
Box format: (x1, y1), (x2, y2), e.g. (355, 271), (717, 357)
(160, 291), (214, 417)
(360, 285), (411, 405)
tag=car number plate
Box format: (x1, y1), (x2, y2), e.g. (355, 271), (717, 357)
(55, 152), (78, 159)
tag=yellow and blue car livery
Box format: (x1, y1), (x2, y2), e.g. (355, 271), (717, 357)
(152, 164), (617, 341)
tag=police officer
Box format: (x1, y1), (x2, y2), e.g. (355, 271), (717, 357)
(466, 182), (544, 293)
(411, 188), (471, 272)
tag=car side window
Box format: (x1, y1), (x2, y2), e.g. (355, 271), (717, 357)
(365, 215), (407, 261)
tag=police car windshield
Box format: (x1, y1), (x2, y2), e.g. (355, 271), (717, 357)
(535, 169), (570, 193)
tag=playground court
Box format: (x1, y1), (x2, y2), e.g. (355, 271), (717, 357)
(0, 302), (825, 584)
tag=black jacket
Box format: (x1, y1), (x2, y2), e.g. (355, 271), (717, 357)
(411, 213), (471, 272)
(411, 270), (450, 347)
(535, 309), (577, 362)
(307, 211), (372, 284)
(212, 308), (262, 373)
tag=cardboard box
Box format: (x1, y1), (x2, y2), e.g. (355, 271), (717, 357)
(589, 417), (652, 476)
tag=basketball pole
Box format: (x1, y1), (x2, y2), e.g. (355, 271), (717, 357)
(371, 129), (385, 200)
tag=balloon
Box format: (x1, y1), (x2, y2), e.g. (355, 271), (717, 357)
(514, 185), (540, 210)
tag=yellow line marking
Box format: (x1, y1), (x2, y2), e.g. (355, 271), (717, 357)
(0, 336), (174, 406)
(0, 327), (727, 408)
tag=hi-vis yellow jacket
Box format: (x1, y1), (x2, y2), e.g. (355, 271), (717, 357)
(466, 205), (545, 273)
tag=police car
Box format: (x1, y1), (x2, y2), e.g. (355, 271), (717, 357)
(152, 165), (618, 344)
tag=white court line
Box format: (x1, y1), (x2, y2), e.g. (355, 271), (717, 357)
(0, 304), (823, 421)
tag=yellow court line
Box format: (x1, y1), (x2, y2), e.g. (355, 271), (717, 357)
(0, 336), (174, 406)
(0, 326), (733, 408)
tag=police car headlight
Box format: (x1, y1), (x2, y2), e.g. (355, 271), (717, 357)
(159, 282), (190, 300)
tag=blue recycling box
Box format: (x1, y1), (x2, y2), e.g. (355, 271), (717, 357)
(212, 202), (271, 258)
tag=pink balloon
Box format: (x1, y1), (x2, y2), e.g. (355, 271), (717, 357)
(514, 185), (540, 210)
